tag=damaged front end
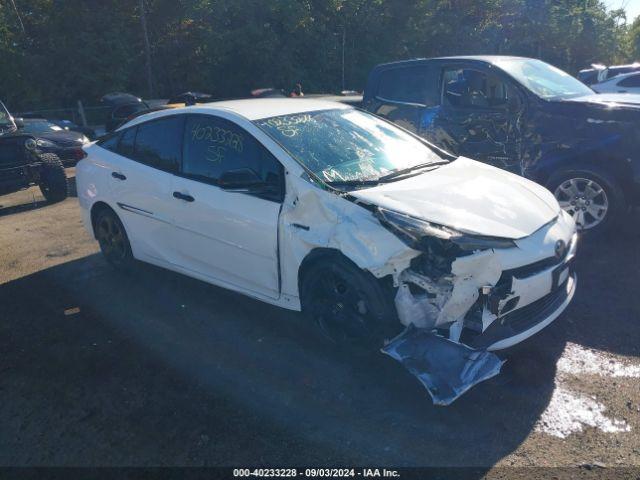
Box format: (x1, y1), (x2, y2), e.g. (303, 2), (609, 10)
(375, 207), (577, 351)
(372, 207), (576, 404)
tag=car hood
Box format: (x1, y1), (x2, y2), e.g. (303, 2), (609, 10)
(350, 158), (560, 239)
(36, 130), (85, 146)
(563, 92), (640, 108)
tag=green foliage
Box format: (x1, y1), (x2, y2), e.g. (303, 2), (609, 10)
(0, 0), (635, 110)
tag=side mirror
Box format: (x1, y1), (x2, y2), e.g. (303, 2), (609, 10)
(219, 168), (264, 192)
(14, 117), (24, 128)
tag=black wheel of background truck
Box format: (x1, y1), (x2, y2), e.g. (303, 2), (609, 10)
(38, 153), (68, 203)
(95, 208), (135, 271)
(300, 255), (398, 346)
(546, 167), (625, 236)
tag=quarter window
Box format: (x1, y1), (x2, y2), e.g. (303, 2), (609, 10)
(97, 131), (121, 152)
(182, 115), (284, 202)
(118, 127), (136, 158)
(132, 116), (184, 172)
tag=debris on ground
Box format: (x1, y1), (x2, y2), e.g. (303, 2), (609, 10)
(381, 325), (504, 405)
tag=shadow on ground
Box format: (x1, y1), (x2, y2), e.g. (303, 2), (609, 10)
(0, 170), (76, 218)
(0, 251), (570, 468)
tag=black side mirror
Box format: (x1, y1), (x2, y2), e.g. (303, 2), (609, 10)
(14, 117), (24, 128)
(219, 168), (264, 191)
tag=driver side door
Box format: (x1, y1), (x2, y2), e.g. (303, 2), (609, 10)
(433, 65), (524, 174)
(170, 114), (284, 300)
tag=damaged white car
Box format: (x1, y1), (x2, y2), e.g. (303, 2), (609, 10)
(77, 99), (577, 352)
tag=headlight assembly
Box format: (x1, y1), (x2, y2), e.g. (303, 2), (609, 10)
(35, 138), (56, 148)
(376, 207), (516, 251)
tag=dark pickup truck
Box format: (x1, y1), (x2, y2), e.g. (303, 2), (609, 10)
(363, 56), (640, 233)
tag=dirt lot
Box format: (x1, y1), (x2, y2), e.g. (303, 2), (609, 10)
(1, 170), (639, 472)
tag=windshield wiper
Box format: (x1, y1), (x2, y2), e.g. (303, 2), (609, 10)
(378, 161), (450, 182)
(326, 179), (381, 187)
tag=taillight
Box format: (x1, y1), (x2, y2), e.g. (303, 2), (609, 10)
(73, 147), (88, 160)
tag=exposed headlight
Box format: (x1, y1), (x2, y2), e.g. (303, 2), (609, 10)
(35, 138), (56, 148)
(24, 138), (37, 150)
(376, 207), (516, 251)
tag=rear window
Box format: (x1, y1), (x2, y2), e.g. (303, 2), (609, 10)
(377, 67), (429, 104)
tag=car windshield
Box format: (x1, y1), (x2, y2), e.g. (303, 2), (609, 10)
(21, 121), (64, 134)
(494, 58), (594, 100)
(254, 108), (446, 186)
(0, 103), (13, 126)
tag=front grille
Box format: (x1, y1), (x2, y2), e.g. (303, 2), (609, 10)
(499, 279), (570, 331)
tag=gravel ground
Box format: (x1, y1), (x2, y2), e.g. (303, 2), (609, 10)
(0, 170), (639, 473)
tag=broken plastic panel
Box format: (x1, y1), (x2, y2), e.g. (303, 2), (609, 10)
(381, 325), (504, 406)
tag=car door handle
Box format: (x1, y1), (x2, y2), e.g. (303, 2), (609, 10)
(111, 172), (126, 180)
(173, 191), (195, 202)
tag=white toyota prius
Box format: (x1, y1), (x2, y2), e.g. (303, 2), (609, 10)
(77, 99), (577, 351)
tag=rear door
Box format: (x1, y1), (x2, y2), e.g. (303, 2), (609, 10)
(366, 65), (439, 134)
(432, 64), (524, 173)
(104, 115), (184, 264)
(169, 113), (284, 299)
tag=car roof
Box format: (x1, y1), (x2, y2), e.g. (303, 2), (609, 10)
(190, 98), (351, 121)
(373, 55), (533, 70)
(120, 98), (353, 130)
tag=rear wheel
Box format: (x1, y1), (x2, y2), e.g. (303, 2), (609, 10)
(547, 168), (625, 235)
(38, 153), (68, 203)
(300, 255), (397, 346)
(95, 208), (134, 271)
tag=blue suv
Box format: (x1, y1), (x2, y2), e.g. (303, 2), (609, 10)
(363, 56), (640, 233)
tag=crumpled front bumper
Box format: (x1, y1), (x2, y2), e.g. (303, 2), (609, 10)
(392, 216), (578, 351)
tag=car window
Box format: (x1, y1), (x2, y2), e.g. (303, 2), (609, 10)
(182, 115), (284, 202)
(617, 74), (640, 88)
(442, 68), (510, 109)
(117, 127), (136, 158)
(130, 116), (184, 172)
(377, 67), (429, 104)
(255, 108), (445, 185)
(494, 58), (593, 99)
(97, 131), (121, 152)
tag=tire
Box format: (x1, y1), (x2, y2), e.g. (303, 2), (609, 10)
(546, 167), (625, 235)
(94, 208), (135, 271)
(300, 254), (398, 346)
(38, 153), (68, 203)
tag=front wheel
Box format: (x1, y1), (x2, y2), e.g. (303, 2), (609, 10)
(300, 255), (398, 346)
(547, 168), (625, 235)
(38, 153), (68, 203)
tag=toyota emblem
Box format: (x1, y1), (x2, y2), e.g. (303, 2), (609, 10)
(555, 240), (566, 259)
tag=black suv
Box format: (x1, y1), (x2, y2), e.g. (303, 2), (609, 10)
(363, 56), (640, 233)
(0, 101), (68, 202)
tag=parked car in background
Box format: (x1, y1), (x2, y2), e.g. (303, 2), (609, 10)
(578, 63), (640, 86)
(0, 101), (68, 202)
(51, 119), (97, 140)
(15, 118), (89, 166)
(102, 92), (149, 132)
(591, 71), (640, 94)
(77, 99), (577, 352)
(363, 56), (640, 233)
